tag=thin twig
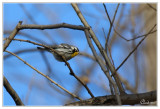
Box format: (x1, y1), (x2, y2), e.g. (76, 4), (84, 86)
(3, 76), (24, 105)
(5, 50), (82, 101)
(4, 38), (48, 47)
(132, 38), (139, 92)
(103, 3), (112, 24)
(147, 3), (157, 11)
(66, 62), (96, 103)
(102, 28), (115, 66)
(4, 48), (37, 59)
(79, 52), (96, 61)
(106, 44), (115, 66)
(113, 25), (157, 41)
(104, 4), (120, 50)
(128, 30), (157, 41)
(116, 24), (157, 71)
(4, 30), (47, 44)
(64, 60), (95, 98)
(102, 28), (107, 41)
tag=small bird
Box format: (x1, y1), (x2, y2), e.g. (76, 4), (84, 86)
(37, 43), (79, 62)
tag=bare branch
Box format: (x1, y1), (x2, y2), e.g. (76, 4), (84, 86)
(66, 62), (95, 98)
(84, 29), (121, 105)
(79, 52), (137, 94)
(71, 3), (126, 95)
(66, 91), (156, 106)
(113, 25), (157, 41)
(4, 38), (94, 98)
(106, 42), (115, 66)
(4, 48), (37, 59)
(102, 28), (107, 41)
(103, 3), (112, 24)
(3, 76), (24, 105)
(4, 31), (46, 44)
(3, 21), (22, 51)
(116, 24), (157, 71)
(102, 28), (115, 66)
(105, 4), (120, 50)
(5, 50), (82, 101)
(18, 23), (88, 31)
(147, 3), (157, 11)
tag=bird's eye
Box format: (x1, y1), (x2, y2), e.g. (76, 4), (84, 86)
(73, 48), (76, 52)
(73, 48), (78, 52)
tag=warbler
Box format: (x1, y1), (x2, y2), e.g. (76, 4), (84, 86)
(37, 43), (79, 62)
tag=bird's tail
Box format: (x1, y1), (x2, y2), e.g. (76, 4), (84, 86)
(37, 47), (45, 50)
(37, 47), (50, 51)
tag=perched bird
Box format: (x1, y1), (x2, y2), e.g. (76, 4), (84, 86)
(37, 43), (79, 62)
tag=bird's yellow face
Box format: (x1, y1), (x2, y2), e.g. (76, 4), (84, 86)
(70, 46), (79, 58)
(71, 51), (79, 58)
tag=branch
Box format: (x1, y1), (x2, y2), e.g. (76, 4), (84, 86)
(79, 52), (137, 93)
(147, 3), (157, 11)
(103, 3), (112, 24)
(4, 38), (94, 98)
(84, 29), (121, 105)
(79, 52), (96, 61)
(5, 50), (82, 101)
(102, 28), (115, 66)
(116, 24), (157, 71)
(113, 25), (157, 41)
(65, 61), (95, 98)
(4, 48), (37, 59)
(3, 76), (24, 105)
(3, 21), (22, 51)
(71, 3), (126, 95)
(66, 91), (156, 106)
(4, 30), (46, 44)
(104, 3), (120, 49)
(18, 23), (88, 31)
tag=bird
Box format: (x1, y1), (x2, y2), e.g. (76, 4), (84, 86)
(37, 43), (79, 62)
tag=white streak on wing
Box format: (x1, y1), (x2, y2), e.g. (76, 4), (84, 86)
(55, 48), (72, 53)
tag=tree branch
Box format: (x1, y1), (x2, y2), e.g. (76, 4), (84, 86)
(3, 21), (22, 51)
(4, 38), (94, 98)
(104, 3), (120, 50)
(84, 29), (121, 105)
(71, 3), (126, 95)
(5, 50), (82, 101)
(3, 76), (24, 105)
(147, 3), (157, 11)
(113, 25), (157, 41)
(65, 91), (156, 106)
(79, 52), (138, 93)
(116, 24), (157, 71)
(4, 48), (37, 59)
(18, 23), (88, 31)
